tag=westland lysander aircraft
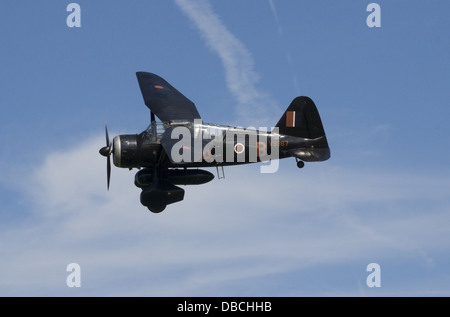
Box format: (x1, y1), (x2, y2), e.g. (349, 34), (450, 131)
(99, 72), (330, 213)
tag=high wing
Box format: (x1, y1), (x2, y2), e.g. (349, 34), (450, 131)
(136, 72), (201, 122)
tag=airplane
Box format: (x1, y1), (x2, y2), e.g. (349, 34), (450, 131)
(99, 72), (330, 213)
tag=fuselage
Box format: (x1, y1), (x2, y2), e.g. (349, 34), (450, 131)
(111, 121), (330, 170)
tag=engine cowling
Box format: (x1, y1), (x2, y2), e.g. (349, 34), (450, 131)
(113, 135), (139, 168)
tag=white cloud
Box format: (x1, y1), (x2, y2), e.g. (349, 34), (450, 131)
(1, 134), (450, 295)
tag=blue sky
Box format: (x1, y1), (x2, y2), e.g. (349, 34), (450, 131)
(0, 0), (450, 296)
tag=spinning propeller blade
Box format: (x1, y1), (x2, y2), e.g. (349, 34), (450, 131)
(99, 124), (112, 190)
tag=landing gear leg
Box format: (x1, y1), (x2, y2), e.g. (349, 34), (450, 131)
(140, 165), (167, 213)
(295, 158), (305, 169)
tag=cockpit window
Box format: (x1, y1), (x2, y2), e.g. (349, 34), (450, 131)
(145, 122), (165, 142)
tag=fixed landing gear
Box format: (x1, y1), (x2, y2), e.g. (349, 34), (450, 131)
(295, 158), (305, 168)
(137, 166), (185, 213)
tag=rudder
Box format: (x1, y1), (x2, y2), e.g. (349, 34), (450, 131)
(276, 96), (326, 139)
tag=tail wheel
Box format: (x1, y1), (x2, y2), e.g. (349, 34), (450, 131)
(296, 159), (305, 168)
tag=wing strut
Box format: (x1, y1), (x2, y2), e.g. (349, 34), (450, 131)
(216, 166), (225, 179)
(150, 111), (156, 123)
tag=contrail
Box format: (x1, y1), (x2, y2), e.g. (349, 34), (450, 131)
(268, 0), (283, 34)
(267, 0), (300, 94)
(175, 0), (279, 127)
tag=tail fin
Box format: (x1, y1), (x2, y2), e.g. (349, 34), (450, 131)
(276, 96), (330, 161)
(276, 96), (326, 139)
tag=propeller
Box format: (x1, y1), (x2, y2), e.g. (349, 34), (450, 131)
(99, 124), (112, 190)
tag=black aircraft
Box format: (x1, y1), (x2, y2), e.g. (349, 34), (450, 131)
(99, 72), (330, 212)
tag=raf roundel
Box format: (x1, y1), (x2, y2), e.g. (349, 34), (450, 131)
(234, 143), (245, 154)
